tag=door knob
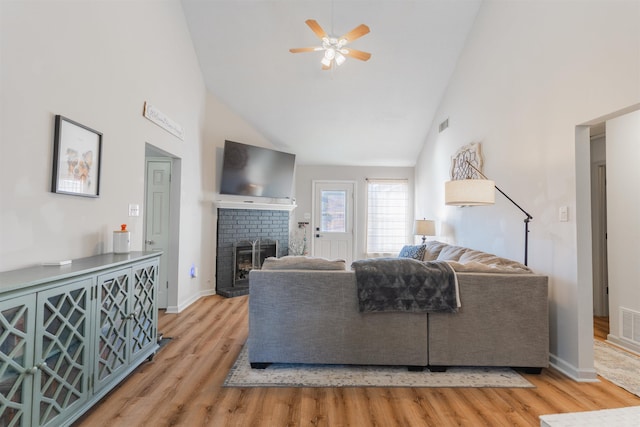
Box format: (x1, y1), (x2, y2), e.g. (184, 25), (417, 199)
(315, 234), (321, 238)
(145, 240), (155, 245)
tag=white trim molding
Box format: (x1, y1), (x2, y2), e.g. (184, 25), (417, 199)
(166, 288), (217, 314)
(214, 200), (297, 211)
(549, 353), (599, 382)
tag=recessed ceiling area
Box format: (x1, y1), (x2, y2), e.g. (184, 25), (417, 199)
(180, 0), (482, 166)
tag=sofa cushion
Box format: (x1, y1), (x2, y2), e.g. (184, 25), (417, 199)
(422, 241), (448, 261)
(436, 244), (470, 261)
(261, 256), (347, 271)
(398, 245), (426, 260)
(431, 242), (532, 273)
(458, 249), (502, 264)
(447, 261), (532, 273)
(456, 250), (532, 273)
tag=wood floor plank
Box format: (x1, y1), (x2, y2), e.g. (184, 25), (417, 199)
(405, 388), (449, 426)
(594, 316), (609, 341)
(74, 296), (640, 427)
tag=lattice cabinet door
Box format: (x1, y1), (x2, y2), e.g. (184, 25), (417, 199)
(130, 260), (158, 360)
(0, 294), (36, 427)
(33, 279), (91, 427)
(94, 268), (131, 393)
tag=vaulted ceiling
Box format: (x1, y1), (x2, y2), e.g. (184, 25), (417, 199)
(181, 0), (482, 166)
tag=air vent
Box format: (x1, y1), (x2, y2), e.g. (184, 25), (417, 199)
(439, 118), (449, 133)
(621, 307), (640, 345)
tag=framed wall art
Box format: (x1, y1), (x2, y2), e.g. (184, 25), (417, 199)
(450, 142), (484, 180)
(51, 115), (102, 197)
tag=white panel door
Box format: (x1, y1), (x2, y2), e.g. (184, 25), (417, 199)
(312, 181), (354, 265)
(145, 159), (171, 309)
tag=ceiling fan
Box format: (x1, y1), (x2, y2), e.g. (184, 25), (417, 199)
(290, 19), (371, 70)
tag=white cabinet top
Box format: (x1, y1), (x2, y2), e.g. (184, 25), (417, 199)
(0, 251), (162, 296)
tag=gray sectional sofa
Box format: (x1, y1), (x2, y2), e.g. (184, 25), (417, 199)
(248, 241), (549, 372)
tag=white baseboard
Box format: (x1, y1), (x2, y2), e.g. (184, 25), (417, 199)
(165, 289), (217, 314)
(549, 353), (599, 382)
(606, 334), (640, 355)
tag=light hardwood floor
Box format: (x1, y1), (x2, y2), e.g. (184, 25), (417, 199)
(593, 316), (609, 343)
(74, 296), (640, 426)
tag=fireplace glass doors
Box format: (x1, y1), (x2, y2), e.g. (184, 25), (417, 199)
(233, 239), (277, 286)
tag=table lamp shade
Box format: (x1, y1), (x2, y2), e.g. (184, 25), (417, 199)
(414, 219), (436, 237)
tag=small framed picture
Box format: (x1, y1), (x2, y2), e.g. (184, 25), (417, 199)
(51, 115), (102, 197)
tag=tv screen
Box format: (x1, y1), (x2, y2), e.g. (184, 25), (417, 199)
(220, 140), (296, 199)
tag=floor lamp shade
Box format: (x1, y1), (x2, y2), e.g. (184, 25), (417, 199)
(445, 179), (496, 206)
(443, 161), (534, 266)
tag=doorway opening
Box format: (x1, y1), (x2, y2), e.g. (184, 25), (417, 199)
(589, 123), (609, 343)
(144, 143), (181, 311)
(576, 103), (640, 379)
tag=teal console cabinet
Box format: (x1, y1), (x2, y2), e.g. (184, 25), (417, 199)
(0, 252), (160, 427)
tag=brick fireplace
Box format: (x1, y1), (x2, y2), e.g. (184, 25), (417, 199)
(216, 207), (289, 297)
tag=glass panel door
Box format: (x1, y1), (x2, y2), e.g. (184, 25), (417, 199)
(94, 269), (131, 393)
(0, 295), (36, 427)
(130, 262), (157, 359)
(34, 279), (91, 426)
(313, 181), (354, 264)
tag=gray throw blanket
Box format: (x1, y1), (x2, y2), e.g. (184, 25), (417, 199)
(352, 258), (459, 313)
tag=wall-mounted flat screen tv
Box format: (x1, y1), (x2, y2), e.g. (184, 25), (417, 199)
(220, 140), (296, 199)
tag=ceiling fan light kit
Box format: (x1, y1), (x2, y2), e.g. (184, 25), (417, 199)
(290, 19), (371, 70)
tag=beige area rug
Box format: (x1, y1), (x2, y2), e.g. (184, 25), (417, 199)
(224, 346), (534, 388)
(594, 340), (640, 397)
(540, 406), (640, 427)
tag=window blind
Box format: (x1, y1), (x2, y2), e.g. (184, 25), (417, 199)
(366, 179), (408, 254)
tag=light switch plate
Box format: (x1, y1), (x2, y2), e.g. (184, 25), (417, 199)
(559, 206), (569, 222)
(128, 204), (140, 217)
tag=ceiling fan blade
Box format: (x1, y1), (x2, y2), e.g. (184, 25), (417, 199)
(305, 19), (328, 39)
(289, 47), (321, 53)
(343, 48), (371, 61)
(340, 24), (370, 43)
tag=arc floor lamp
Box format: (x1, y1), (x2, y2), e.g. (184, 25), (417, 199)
(444, 161), (533, 266)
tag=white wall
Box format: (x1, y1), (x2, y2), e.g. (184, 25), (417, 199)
(0, 1), (273, 311)
(415, 0), (640, 379)
(197, 93), (278, 306)
(606, 110), (640, 351)
(0, 0), (202, 268)
(295, 165), (414, 262)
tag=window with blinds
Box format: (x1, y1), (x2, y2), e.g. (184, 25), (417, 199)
(366, 179), (409, 254)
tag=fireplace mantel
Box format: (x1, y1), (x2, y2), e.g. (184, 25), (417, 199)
(214, 200), (297, 212)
